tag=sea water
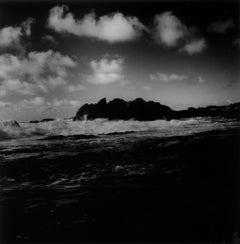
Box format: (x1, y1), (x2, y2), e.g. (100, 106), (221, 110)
(0, 117), (239, 192)
(0, 117), (239, 162)
(0, 117), (239, 242)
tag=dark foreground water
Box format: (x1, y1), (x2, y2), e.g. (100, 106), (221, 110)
(0, 118), (240, 242)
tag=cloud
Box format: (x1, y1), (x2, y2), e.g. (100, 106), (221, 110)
(0, 79), (40, 96)
(150, 72), (187, 82)
(41, 34), (56, 43)
(47, 5), (146, 43)
(153, 11), (207, 55)
(154, 12), (187, 47)
(180, 38), (207, 55)
(21, 97), (46, 107)
(208, 19), (234, 33)
(0, 101), (11, 107)
(86, 56), (127, 84)
(0, 26), (22, 47)
(22, 18), (35, 36)
(0, 50), (76, 96)
(52, 98), (81, 107)
(0, 18), (34, 47)
(67, 84), (86, 92)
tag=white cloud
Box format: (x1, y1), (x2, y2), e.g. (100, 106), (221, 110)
(0, 18), (34, 47)
(154, 12), (187, 47)
(153, 12), (207, 55)
(48, 5), (146, 43)
(68, 84), (86, 92)
(0, 50), (76, 97)
(208, 19), (234, 33)
(87, 56), (127, 84)
(180, 39), (207, 55)
(0, 26), (22, 47)
(150, 72), (187, 82)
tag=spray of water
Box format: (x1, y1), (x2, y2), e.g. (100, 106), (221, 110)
(0, 117), (238, 141)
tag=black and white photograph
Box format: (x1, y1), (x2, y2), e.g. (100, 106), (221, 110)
(0, 0), (239, 242)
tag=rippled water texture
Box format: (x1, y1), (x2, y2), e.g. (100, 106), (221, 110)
(0, 117), (239, 190)
(0, 117), (239, 242)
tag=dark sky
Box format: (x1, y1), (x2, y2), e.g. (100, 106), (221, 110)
(0, 0), (239, 121)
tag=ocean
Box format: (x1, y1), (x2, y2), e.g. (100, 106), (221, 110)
(0, 117), (239, 242)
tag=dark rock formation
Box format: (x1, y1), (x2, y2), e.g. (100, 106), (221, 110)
(172, 102), (240, 120)
(73, 98), (173, 121)
(73, 98), (240, 121)
(29, 120), (40, 123)
(29, 118), (55, 123)
(41, 118), (55, 122)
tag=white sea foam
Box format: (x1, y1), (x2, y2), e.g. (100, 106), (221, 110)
(0, 117), (238, 141)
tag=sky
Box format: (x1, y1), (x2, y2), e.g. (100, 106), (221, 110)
(0, 0), (239, 121)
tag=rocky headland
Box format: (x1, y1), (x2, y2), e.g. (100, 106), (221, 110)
(73, 98), (240, 121)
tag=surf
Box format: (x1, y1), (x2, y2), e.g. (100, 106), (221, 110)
(0, 117), (238, 141)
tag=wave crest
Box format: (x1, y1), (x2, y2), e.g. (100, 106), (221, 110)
(0, 117), (236, 141)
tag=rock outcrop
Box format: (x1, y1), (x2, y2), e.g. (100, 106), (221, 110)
(73, 98), (240, 121)
(73, 98), (173, 121)
(29, 118), (55, 123)
(172, 102), (240, 120)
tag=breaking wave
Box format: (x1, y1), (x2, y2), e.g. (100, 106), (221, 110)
(0, 117), (238, 141)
